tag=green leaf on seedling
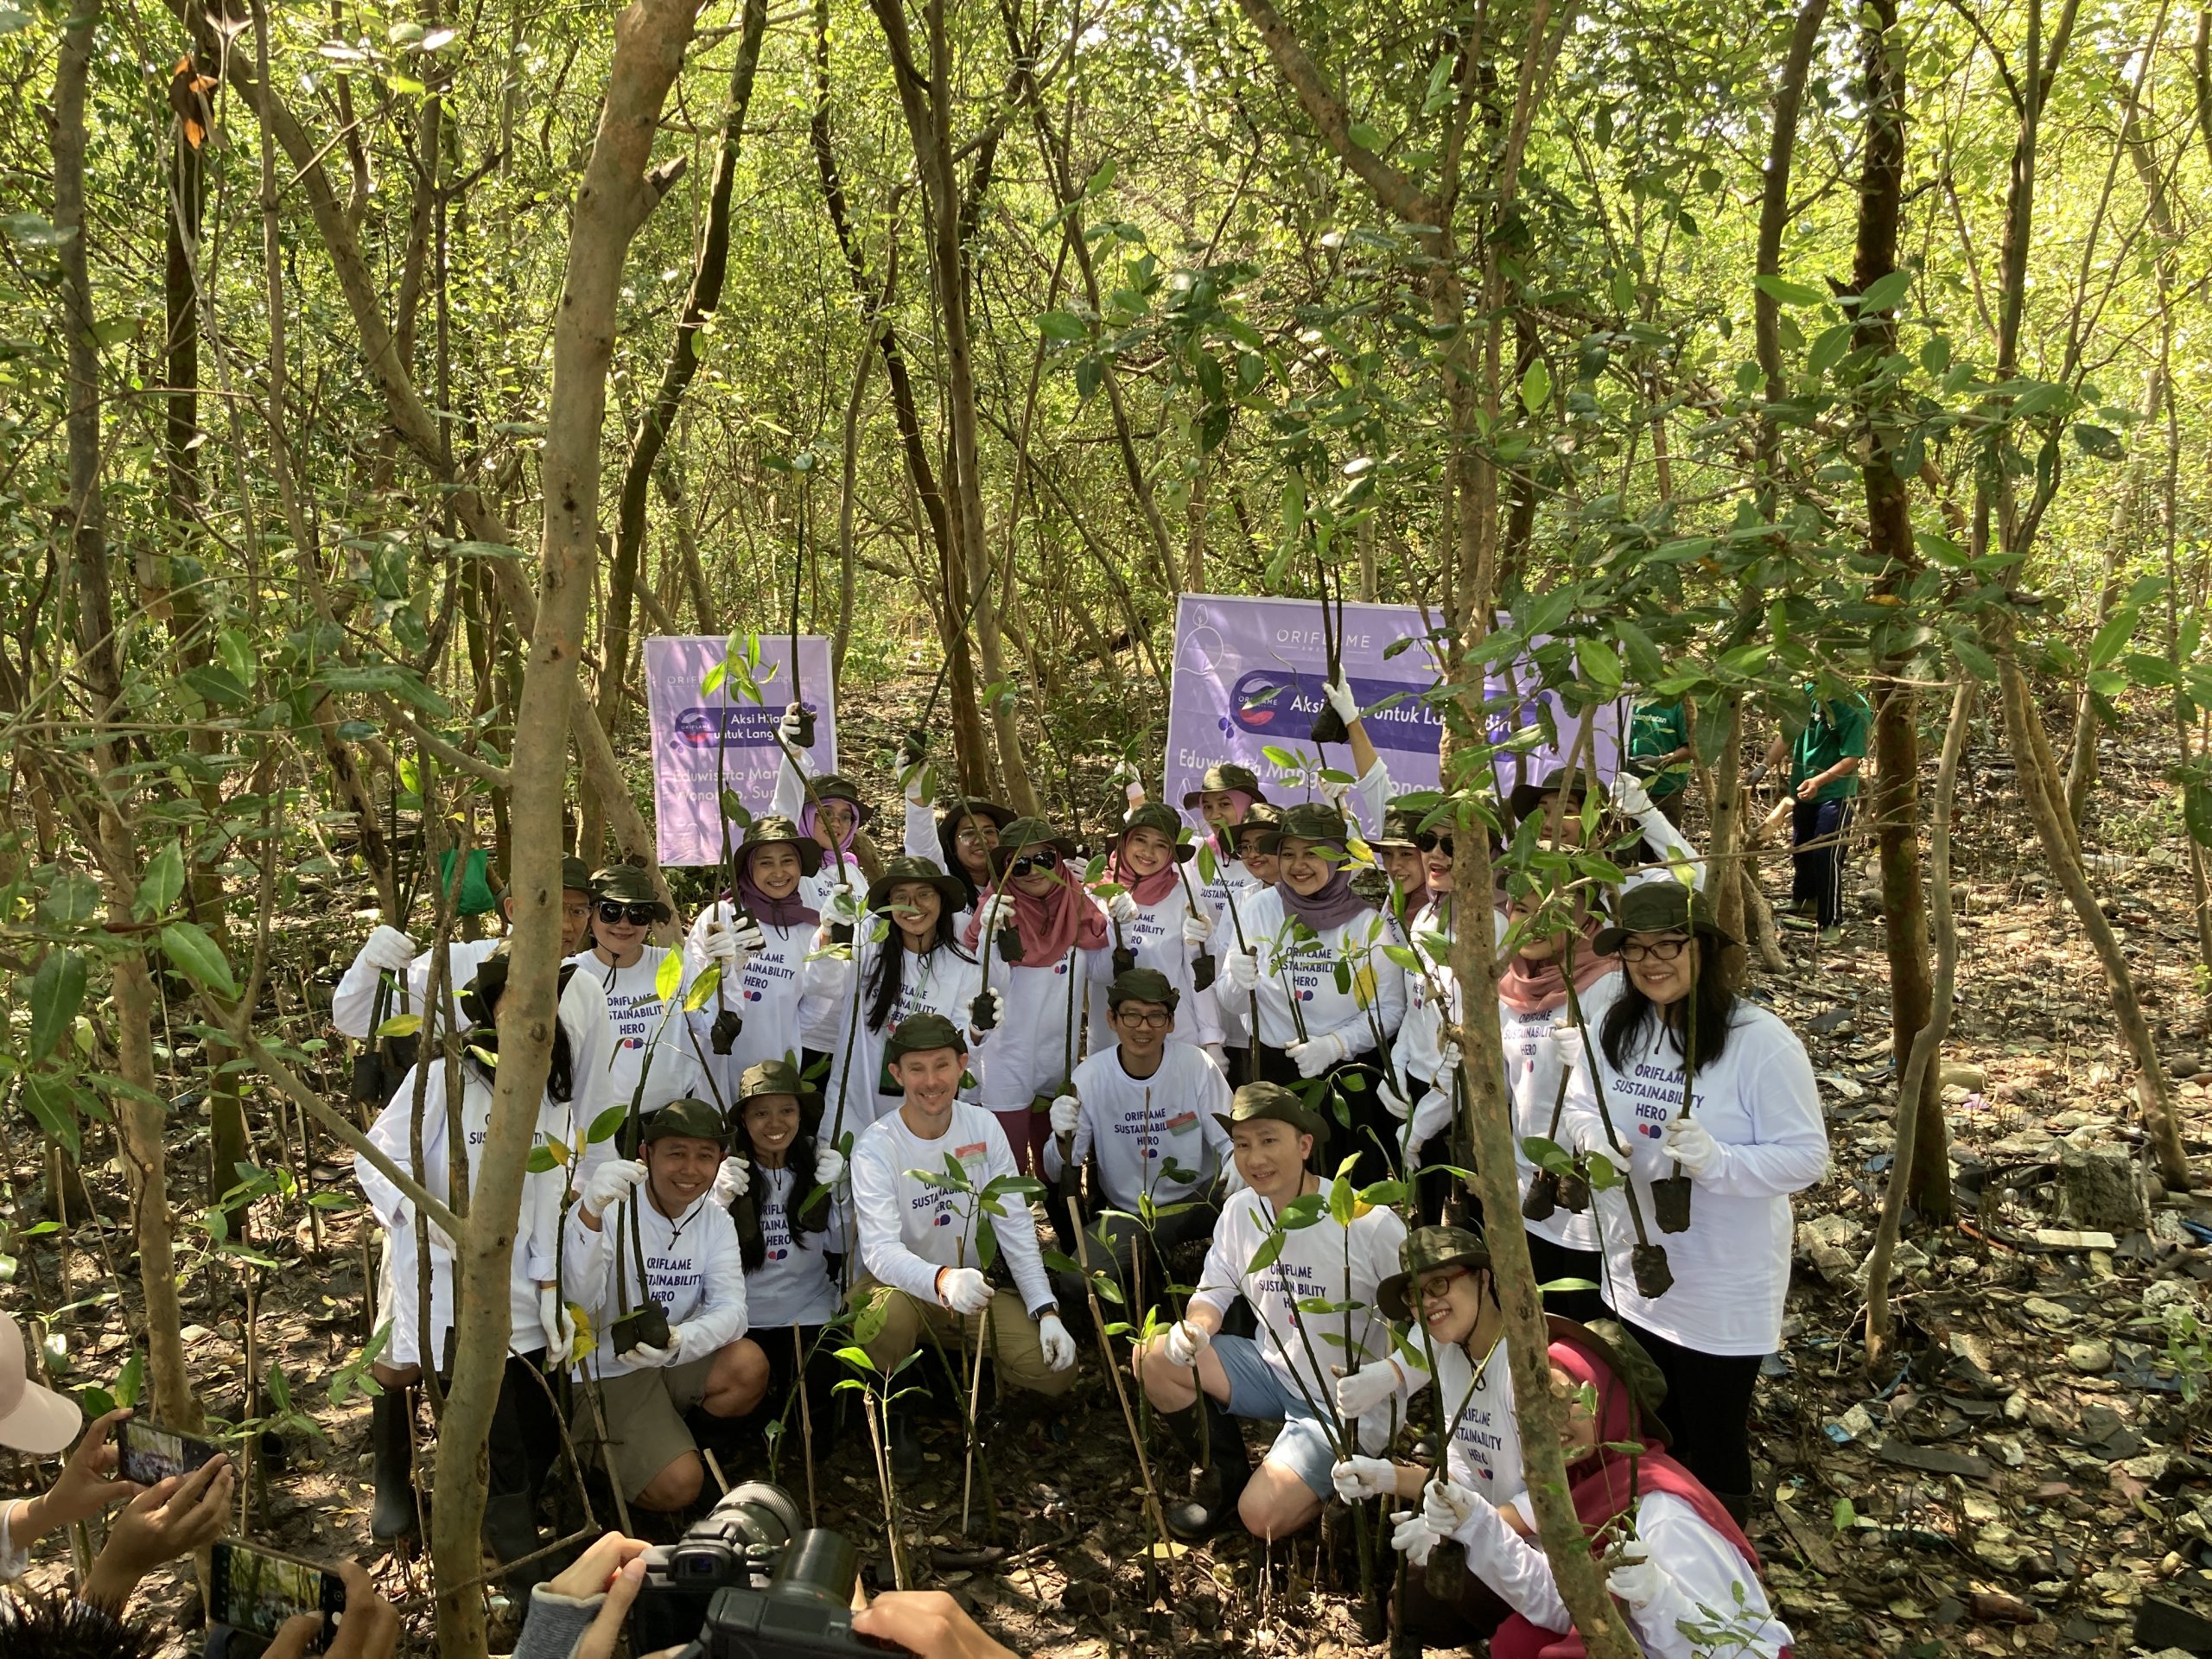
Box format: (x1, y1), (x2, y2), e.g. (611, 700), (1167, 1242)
(376, 1014), (423, 1039)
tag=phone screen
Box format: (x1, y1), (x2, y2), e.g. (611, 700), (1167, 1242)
(115, 1420), (220, 1488)
(209, 1540), (344, 1649)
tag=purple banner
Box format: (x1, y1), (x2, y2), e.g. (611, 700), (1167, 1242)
(644, 636), (837, 867)
(1165, 595), (1624, 830)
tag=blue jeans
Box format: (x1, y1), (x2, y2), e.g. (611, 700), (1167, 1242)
(1790, 797), (1854, 928)
(1210, 1332), (1338, 1497)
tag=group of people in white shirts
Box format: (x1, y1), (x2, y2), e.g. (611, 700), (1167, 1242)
(331, 680), (1823, 1656)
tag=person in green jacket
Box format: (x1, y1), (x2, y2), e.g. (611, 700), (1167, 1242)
(1764, 690), (1871, 940)
(1627, 696), (1694, 826)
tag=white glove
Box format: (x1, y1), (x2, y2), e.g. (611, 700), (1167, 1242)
(987, 894), (1020, 935)
(938, 1266), (992, 1315)
(713, 1155), (751, 1205)
(581, 1158), (649, 1222)
(1318, 774), (1352, 810)
(1182, 909), (1213, 945)
(895, 743), (926, 800)
(1202, 1042), (1228, 1073)
(1423, 1475), (1481, 1534)
(1333, 1358), (1407, 1419)
(1389, 1509), (1442, 1567)
(1436, 1039), (1463, 1075)
(1551, 1025), (1587, 1072)
(1662, 1116), (1721, 1177)
(968, 987), (1003, 1035)
(811, 1146), (845, 1186)
(779, 708), (807, 743)
(1332, 1455), (1399, 1504)
(627, 1325), (687, 1369)
(1221, 949), (1261, 992)
(1162, 1319), (1211, 1368)
(1107, 760), (1143, 801)
(1606, 1554), (1669, 1609)
(1324, 676), (1361, 724)
(363, 925), (418, 972)
(698, 920), (747, 965)
(1037, 1311), (1077, 1372)
(1287, 1030), (1349, 1077)
(824, 886), (865, 927)
(537, 1285), (575, 1366)
(1105, 889), (1141, 925)
(1610, 772), (1656, 819)
(1381, 1077), (1414, 1121)
(1049, 1093), (1081, 1136)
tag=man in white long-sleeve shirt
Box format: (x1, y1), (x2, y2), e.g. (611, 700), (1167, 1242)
(565, 1097), (770, 1512)
(849, 1012), (1077, 1476)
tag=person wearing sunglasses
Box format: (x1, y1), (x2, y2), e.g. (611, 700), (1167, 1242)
(1042, 968), (1233, 1313)
(1086, 803), (1224, 1063)
(683, 817), (842, 1092)
(577, 865), (715, 1191)
(813, 855), (982, 1141)
(1216, 803), (1408, 1182)
(961, 817), (1109, 1173)
(1556, 883), (1827, 1522)
(1327, 1225), (1522, 1646)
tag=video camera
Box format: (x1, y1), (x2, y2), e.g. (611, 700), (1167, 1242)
(633, 1480), (901, 1657)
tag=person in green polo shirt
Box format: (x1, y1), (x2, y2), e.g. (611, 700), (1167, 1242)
(1764, 689), (1871, 939)
(1627, 696), (1694, 825)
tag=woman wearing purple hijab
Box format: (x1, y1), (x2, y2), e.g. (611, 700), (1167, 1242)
(685, 816), (842, 1092)
(1217, 803), (1407, 1182)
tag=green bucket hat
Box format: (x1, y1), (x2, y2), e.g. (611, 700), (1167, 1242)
(1181, 763), (1269, 810)
(987, 817), (1079, 876)
(1592, 880), (1736, 956)
(885, 1009), (967, 1059)
(589, 862), (672, 921)
(1375, 799), (1435, 851)
(740, 815), (824, 879)
(1230, 802), (1284, 854)
(1508, 765), (1593, 826)
(867, 855), (969, 915)
(640, 1096), (729, 1147)
(1121, 803), (1195, 862)
(456, 946), (577, 1027)
(1376, 1224), (1493, 1323)
(1275, 802), (1351, 849)
(939, 796), (1016, 832)
(560, 856), (594, 893)
(810, 774), (876, 828)
(1105, 966), (1179, 1013)
(1213, 1079), (1329, 1142)
(737, 1057), (818, 1110)
(1548, 1314), (1671, 1446)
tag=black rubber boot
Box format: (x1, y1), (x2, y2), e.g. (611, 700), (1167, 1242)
(482, 1492), (543, 1593)
(1714, 1489), (1752, 1527)
(369, 1388), (417, 1544)
(1161, 1398), (1250, 1541)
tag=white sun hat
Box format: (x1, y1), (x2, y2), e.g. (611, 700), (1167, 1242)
(0, 1309), (81, 1454)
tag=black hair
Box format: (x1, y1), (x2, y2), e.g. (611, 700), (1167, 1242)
(863, 911), (975, 1035)
(726, 1096), (830, 1262)
(937, 810), (993, 909)
(1599, 935), (1738, 1073)
(0, 1591), (160, 1659)
(461, 986), (576, 1103)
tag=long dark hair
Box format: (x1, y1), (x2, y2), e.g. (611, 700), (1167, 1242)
(938, 809), (991, 909)
(1599, 935), (1738, 1073)
(864, 910), (974, 1034)
(726, 1099), (830, 1266)
(460, 1008), (575, 1103)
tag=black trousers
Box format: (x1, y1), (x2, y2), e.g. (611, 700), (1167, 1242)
(1524, 1233), (1605, 1325)
(1609, 1314), (1762, 1500)
(1255, 1044), (1398, 1185)
(1790, 798), (1854, 928)
(1395, 1541), (1511, 1645)
(489, 1351), (566, 1505)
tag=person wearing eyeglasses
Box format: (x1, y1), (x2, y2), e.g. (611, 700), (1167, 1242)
(1042, 969), (1233, 1313)
(892, 733), (1015, 928)
(961, 817), (1109, 1174)
(1216, 803), (1407, 1182)
(576, 865), (715, 1185)
(1556, 883), (1827, 1522)
(683, 817), (841, 1090)
(1086, 804), (1224, 1063)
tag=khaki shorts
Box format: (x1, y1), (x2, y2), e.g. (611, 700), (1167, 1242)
(571, 1355), (716, 1500)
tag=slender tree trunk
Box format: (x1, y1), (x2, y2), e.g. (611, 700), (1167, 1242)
(428, 1), (700, 1649)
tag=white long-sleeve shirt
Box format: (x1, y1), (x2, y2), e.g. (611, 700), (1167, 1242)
(1560, 1002), (1828, 1354)
(1456, 1489), (1792, 1659)
(564, 1185), (749, 1381)
(356, 1062), (572, 1369)
(1190, 1186), (1406, 1452)
(815, 931), (983, 1138)
(1384, 1334), (1526, 1505)
(1235, 889), (1407, 1058)
(682, 902), (842, 1090)
(1084, 886), (1222, 1052)
(850, 1100), (1055, 1316)
(743, 1165), (845, 1330)
(1503, 972), (1624, 1252)
(1198, 855), (1266, 1049)
(973, 938), (1094, 1112)
(769, 752), (868, 936)
(1040, 1039), (1232, 1210)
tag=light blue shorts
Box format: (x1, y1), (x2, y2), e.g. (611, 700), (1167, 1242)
(1210, 1332), (1338, 1498)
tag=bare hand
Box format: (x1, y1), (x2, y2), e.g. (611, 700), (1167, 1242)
(24, 1408), (143, 1541)
(266, 1562), (397, 1659)
(1796, 777), (1819, 801)
(853, 1589), (1019, 1659)
(80, 1452), (234, 1611)
(573, 1556), (649, 1659)
(544, 1531), (652, 1600)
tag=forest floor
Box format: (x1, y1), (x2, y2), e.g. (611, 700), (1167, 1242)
(10, 702), (2212, 1659)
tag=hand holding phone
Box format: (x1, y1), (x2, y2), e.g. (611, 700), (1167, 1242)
(262, 1560), (395, 1659)
(211, 1539), (347, 1651)
(115, 1418), (221, 1487)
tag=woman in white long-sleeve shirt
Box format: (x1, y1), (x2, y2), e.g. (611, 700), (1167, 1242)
(683, 816), (839, 1091)
(1559, 882), (1827, 1518)
(1402, 1317), (1792, 1659)
(354, 950), (581, 1574)
(1217, 802), (1407, 1182)
(1087, 803), (1222, 1058)
(814, 855), (982, 1141)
